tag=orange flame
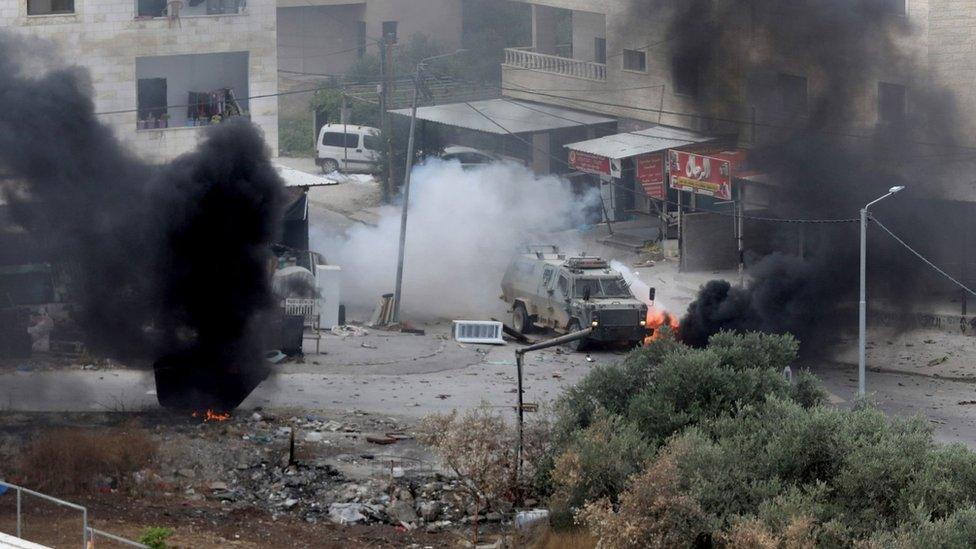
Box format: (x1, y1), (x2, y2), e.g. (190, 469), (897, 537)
(192, 409), (231, 422)
(644, 307), (680, 345)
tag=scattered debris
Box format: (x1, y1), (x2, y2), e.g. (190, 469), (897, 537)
(368, 294), (396, 327)
(958, 400), (976, 405)
(927, 356), (949, 367)
(366, 435), (397, 445)
(331, 325), (369, 338)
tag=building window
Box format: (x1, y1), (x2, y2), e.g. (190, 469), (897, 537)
(623, 49), (646, 72)
(672, 56), (699, 96)
(777, 73), (808, 114)
(137, 0), (165, 17)
(878, 82), (907, 123)
(137, 0), (240, 18)
(137, 78), (168, 129)
(136, 52), (249, 129)
(27, 0), (74, 15)
(594, 37), (607, 64)
(382, 21), (398, 44)
(356, 21), (367, 58)
(883, 0), (906, 15)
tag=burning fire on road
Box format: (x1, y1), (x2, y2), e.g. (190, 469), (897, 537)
(645, 307), (680, 344)
(192, 409), (232, 422)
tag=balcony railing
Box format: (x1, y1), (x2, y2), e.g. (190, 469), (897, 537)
(504, 47), (606, 82)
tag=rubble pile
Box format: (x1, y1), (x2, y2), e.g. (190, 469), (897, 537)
(135, 410), (512, 530)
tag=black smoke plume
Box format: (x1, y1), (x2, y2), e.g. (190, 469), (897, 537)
(0, 34), (284, 409)
(655, 1), (970, 350)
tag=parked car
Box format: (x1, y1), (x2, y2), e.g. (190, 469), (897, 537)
(500, 246), (652, 350)
(315, 124), (382, 174)
(440, 146), (501, 168)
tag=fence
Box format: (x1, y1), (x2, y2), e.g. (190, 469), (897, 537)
(0, 480), (146, 548)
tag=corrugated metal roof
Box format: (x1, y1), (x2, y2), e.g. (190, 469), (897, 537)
(273, 164), (340, 188)
(564, 126), (715, 159)
(389, 99), (615, 134)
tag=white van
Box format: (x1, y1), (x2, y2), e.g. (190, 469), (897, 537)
(315, 124), (383, 174)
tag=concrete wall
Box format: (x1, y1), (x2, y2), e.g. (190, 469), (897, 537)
(570, 9), (603, 63)
(277, 0), (462, 77)
(277, 3), (363, 76)
(0, 0), (278, 163)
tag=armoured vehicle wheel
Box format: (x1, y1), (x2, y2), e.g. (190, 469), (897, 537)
(512, 302), (531, 334)
(565, 319), (588, 352)
(320, 158), (339, 174)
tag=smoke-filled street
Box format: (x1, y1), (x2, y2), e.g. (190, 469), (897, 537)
(8, 0), (976, 546)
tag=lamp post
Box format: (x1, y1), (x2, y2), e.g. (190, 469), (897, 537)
(858, 185), (905, 396)
(391, 50), (465, 324)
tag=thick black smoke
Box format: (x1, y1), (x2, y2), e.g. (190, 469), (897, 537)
(0, 34), (284, 409)
(658, 1), (969, 350)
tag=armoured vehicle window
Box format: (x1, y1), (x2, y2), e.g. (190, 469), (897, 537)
(574, 277), (632, 298)
(575, 278), (601, 299)
(557, 275), (570, 296)
(601, 277), (632, 297)
(542, 266), (554, 287)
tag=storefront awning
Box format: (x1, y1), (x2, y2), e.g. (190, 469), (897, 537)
(565, 125), (715, 160)
(389, 99), (615, 135)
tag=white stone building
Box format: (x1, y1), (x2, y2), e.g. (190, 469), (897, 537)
(1, 0), (279, 162)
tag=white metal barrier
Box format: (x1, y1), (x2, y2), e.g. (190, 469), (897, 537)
(0, 480), (146, 548)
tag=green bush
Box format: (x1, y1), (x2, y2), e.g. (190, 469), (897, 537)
(278, 117), (313, 157)
(139, 527), (174, 549)
(544, 330), (976, 546)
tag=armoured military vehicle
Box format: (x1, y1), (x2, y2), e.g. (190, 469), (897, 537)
(500, 246), (651, 350)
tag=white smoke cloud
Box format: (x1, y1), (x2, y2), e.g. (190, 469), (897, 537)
(316, 159), (599, 320)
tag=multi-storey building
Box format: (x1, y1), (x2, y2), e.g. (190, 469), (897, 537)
(1, 0), (278, 162)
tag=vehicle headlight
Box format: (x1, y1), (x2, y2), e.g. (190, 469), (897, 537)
(640, 320), (647, 326)
(591, 320), (599, 327)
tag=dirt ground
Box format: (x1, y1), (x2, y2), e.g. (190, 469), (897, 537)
(0, 411), (518, 548)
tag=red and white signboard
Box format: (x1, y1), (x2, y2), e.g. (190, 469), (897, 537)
(667, 150), (732, 200)
(569, 150), (620, 178)
(636, 152), (665, 200)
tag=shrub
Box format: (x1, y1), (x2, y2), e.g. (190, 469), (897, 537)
(549, 411), (652, 514)
(278, 117), (314, 157)
(18, 425), (156, 494)
(139, 526), (174, 549)
(577, 436), (712, 549)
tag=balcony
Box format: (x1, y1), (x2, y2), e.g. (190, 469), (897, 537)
(504, 47), (606, 82)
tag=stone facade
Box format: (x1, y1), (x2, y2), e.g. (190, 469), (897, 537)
(502, 0), (942, 140)
(0, 0), (278, 162)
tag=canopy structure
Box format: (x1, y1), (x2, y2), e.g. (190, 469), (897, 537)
(565, 125), (715, 160)
(389, 98), (615, 134)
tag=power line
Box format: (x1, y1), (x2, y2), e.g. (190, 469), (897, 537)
(871, 215), (976, 297)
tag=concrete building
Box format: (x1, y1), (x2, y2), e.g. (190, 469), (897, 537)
(1, 0), (279, 162)
(276, 0), (463, 78)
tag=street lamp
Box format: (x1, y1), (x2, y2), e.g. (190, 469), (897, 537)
(858, 185), (905, 396)
(391, 50), (466, 324)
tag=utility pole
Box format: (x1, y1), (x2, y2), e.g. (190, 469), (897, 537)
(858, 186), (905, 397)
(391, 50), (466, 324)
(381, 38), (396, 201)
(377, 41), (389, 202)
